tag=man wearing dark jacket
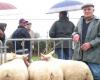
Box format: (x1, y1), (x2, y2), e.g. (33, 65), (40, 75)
(12, 19), (31, 54)
(49, 11), (75, 60)
(0, 23), (7, 44)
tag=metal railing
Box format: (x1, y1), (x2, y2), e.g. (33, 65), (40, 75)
(0, 38), (73, 63)
(0, 40), (8, 64)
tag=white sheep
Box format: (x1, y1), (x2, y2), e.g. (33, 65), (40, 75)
(0, 52), (16, 64)
(40, 51), (94, 80)
(0, 58), (29, 80)
(28, 60), (63, 80)
(0, 52), (28, 64)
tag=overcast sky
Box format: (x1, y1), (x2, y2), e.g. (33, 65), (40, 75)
(0, 0), (99, 38)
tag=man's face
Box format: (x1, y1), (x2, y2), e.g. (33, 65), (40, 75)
(19, 22), (25, 27)
(19, 20), (26, 27)
(83, 7), (94, 18)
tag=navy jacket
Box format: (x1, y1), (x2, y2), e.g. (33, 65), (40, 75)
(12, 26), (31, 53)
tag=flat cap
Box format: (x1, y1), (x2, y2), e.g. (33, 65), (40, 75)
(81, 3), (94, 9)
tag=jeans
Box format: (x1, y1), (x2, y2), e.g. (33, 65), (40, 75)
(55, 48), (73, 60)
(86, 62), (100, 80)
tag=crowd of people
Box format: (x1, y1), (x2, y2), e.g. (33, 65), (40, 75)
(0, 18), (35, 54)
(0, 3), (100, 80)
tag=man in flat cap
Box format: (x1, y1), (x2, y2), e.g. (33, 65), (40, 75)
(72, 3), (100, 80)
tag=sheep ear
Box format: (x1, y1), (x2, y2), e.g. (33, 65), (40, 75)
(48, 50), (54, 55)
(23, 54), (29, 57)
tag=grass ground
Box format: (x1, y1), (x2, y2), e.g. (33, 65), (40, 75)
(31, 56), (39, 61)
(31, 53), (58, 61)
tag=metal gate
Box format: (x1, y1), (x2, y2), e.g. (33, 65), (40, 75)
(0, 38), (73, 64)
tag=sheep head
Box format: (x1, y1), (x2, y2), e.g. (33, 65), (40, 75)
(40, 50), (55, 61)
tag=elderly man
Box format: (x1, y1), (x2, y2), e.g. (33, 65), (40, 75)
(72, 3), (100, 80)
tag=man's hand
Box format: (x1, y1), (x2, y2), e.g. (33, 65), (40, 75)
(81, 42), (92, 51)
(72, 34), (80, 42)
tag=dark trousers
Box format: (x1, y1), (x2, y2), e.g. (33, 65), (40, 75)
(55, 48), (73, 60)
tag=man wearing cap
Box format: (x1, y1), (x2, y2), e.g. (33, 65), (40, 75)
(49, 11), (75, 60)
(72, 3), (100, 80)
(12, 18), (31, 54)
